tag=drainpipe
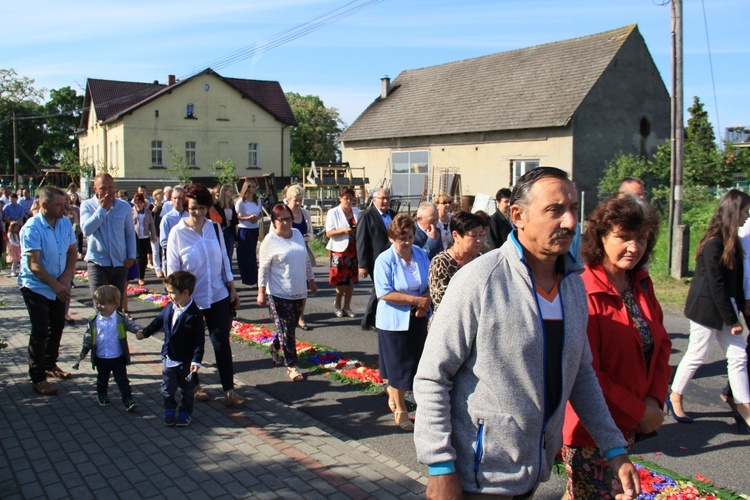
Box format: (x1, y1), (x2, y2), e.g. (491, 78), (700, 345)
(281, 125), (289, 179)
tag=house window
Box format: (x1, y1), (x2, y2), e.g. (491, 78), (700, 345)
(391, 150), (429, 199)
(185, 141), (197, 168)
(248, 143), (259, 168)
(186, 104), (195, 119)
(151, 141), (164, 168)
(511, 160), (540, 185)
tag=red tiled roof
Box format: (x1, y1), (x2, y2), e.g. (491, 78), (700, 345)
(80, 69), (296, 128)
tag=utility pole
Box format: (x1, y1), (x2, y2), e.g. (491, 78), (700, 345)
(12, 112), (19, 188)
(668, 0), (688, 278)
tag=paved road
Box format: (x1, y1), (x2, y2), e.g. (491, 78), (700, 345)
(2, 261), (749, 498)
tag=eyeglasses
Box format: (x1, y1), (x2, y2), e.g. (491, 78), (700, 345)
(438, 201), (452, 205)
(375, 196), (391, 200)
(276, 217), (292, 223)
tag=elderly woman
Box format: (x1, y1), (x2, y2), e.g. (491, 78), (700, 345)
(427, 211), (485, 316)
(258, 204), (318, 382)
(670, 189), (750, 434)
(561, 194), (672, 498)
(132, 193), (157, 286)
(326, 186), (361, 318)
(235, 179), (263, 287)
(375, 214), (431, 431)
(434, 193), (454, 250)
(167, 183), (246, 407)
(286, 185), (315, 330)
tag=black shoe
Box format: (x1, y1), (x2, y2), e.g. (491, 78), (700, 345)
(124, 398), (138, 412)
(175, 412), (191, 427)
(360, 324), (376, 332)
(164, 410), (176, 426)
(97, 394), (111, 407)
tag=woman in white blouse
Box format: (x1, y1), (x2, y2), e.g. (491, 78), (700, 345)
(235, 180), (263, 286)
(285, 185), (315, 330)
(325, 187), (361, 318)
(258, 204), (317, 382)
(167, 184), (246, 407)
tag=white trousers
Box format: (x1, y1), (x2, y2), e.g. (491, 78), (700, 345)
(150, 239), (162, 273)
(671, 320), (750, 403)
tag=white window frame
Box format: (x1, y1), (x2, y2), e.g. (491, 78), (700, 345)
(391, 150), (429, 199)
(151, 141), (163, 167)
(185, 141), (197, 168)
(248, 143), (259, 168)
(511, 159), (540, 185)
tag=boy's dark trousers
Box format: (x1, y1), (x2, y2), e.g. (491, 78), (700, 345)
(161, 360), (194, 415)
(95, 355), (132, 402)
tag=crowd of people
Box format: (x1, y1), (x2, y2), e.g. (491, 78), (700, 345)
(5, 168), (750, 498)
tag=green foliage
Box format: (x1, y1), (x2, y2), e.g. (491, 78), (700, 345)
(0, 69), (46, 179)
(285, 92), (345, 176)
(598, 145), (670, 199)
(59, 149), (95, 181)
(167, 144), (193, 185)
(37, 86), (83, 165)
(211, 158), (237, 187)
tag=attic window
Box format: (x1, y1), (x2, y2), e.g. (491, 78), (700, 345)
(186, 104), (196, 119)
(155, 110), (159, 118)
(639, 117), (651, 138)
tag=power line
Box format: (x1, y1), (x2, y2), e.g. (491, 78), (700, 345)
(2, 0), (384, 126)
(700, 0), (721, 141)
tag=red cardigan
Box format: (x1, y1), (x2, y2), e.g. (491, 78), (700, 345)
(562, 264), (672, 447)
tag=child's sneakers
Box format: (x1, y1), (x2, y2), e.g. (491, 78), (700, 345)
(164, 409), (176, 426)
(175, 412), (191, 427)
(124, 398), (138, 412)
(97, 394), (111, 407)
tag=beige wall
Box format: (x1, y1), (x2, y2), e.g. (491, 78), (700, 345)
(341, 127), (573, 197)
(79, 73), (291, 180)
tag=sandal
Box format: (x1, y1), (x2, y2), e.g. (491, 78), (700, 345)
(388, 399), (397, 413)
(298, 321), (311, 331)
(394, 410), (414, 432)
(343, 309), (356, 318)
(270, 346), (283, 366)
(287, 366), (304, 382)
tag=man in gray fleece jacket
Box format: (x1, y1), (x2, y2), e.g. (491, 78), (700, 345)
(414, 168), (640, 499)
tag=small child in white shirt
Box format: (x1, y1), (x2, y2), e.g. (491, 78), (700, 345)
(79, 285), (142, 411)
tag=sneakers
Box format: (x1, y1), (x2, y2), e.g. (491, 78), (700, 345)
(45, 364), (72, 379)
(32, 380), (58, 396)
(175, 412), (191, 427)
(97, 394), (111, 407)
(194, 385), (211, 402)
(124, 398), (138, 412)
(164, 409), (176, 426)
(224, 390), (247, 407)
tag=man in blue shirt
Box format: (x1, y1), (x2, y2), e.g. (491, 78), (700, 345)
(19, 188), (34, 216)
(159, 186), (188, 274)
(2, 192), (25, 226)
(19, 187), (78, 396)
(80, 173), (136, 299)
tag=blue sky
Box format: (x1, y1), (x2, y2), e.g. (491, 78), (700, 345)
(3, 0), (748, 139)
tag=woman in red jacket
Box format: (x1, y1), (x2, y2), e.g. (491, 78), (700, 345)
(561, 194), (671, 499)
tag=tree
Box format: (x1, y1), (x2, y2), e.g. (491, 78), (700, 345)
(0, 69), (46, 179)
(37, 86), (83, 165)
(598, 145), (670, 198)
(211, 158), (237, 187)
(167, 144), (193, 185)
(683, 96), (731, 186)
(285, 92), (345, 177)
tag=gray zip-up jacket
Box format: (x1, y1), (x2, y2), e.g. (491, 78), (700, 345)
(413, 233), (627, 496)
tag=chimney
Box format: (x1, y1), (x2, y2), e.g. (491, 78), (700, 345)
(380, 76), (390, 99)
(168, 75), (176, 86)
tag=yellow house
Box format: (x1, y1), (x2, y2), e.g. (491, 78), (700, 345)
(340, 25), (670, 213)
(77, 68), (297, 183)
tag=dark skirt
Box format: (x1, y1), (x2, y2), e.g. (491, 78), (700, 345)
(377, 315), (428, 391)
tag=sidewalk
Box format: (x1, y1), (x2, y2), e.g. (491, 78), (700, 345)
(0, 277), (427, 499)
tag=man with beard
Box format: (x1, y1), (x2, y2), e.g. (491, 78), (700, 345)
(413, 167), (640, 499)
